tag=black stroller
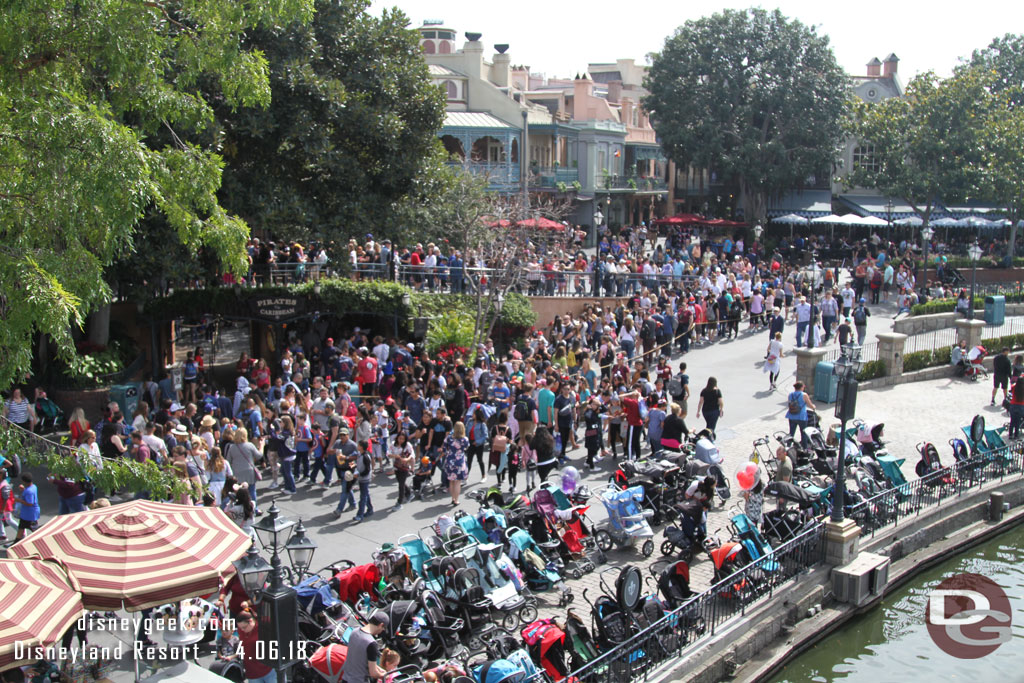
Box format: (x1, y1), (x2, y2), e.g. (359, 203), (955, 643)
(915, 442), (954, 489)
(659, 499), (706, 561)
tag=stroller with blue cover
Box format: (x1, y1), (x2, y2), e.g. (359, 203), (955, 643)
(505, 527), (573, 606)
(598, 485), (656, 558)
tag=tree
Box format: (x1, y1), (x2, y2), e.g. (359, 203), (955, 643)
(845, 69), (993, 229)
(967, 35), (1024, 257)
(644, 8), (848, 225)
(0, 0), (313, 391)
(214, 0), (446, 245)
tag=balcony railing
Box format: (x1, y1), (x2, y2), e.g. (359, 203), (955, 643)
(527, 166), (579, 189)
(448, 161), (521, 190)
(602, 175), (668, 192)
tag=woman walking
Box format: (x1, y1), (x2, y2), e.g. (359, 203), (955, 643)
(764, 332), (784, 391)
(696, 377), (724, 437)
(441, 422), (470, 506)
(389, 432), (414, 510)
(467, 409), (489, 484)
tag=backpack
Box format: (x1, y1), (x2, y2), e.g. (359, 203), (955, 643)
(514, 398), (530, 421)
(787, 392), (802, 415)
(853, 307), (867, 325)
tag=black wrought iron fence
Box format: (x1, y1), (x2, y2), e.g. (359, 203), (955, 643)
(849, 441), (1024, 538)
(569, 523), (826, 683)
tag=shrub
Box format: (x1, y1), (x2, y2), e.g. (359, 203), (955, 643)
(425, 312), (475, 356)
(901, 350), (932, 373)
(857, 359), (887, 381)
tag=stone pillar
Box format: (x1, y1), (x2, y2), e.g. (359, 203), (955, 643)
(955, 319), (986, 351)
(824, 518), (861, 566)
(793, 347), (828, 397)
(876, 332), (908, 377)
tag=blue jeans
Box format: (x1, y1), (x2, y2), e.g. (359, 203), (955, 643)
(293, 450), (310, 479)
(249, 671), (278, 683)
(789, 418), (809, 446)
(796, 321), (809, 347)
(620, 338), (635, 359)
(822, 316), (836, 340)
(336, 480), (356, 513)
(281, 459), (296, 493)
(356, 480), (373, 518)
(310, 456), (332, 485)
(58, 493), (87, 515)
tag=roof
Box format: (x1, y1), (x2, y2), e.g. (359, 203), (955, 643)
(443, 111), (517, 129)
(526, 109), (554, 126)
(428, 64), (462, 77)
(766, 190), (833, 218)
(837, 194), (919, 218)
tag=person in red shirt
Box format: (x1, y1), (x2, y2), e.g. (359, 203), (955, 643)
(356, 349), (378, 398)
(233, 609), (275, 683)
(620, 388), (645, 461)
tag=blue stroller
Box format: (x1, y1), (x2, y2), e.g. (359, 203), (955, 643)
(598, 485), (656, 558)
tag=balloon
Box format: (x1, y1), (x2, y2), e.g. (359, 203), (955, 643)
(735, 461), (761, 491)
(561, 466), (580, 494)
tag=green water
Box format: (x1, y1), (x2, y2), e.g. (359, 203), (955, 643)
(769, 523), (1024, 683)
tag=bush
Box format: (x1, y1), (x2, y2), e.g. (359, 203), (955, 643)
(857, 359), (887, 381)
(902, 346), (952, 373)
(425, 312), (475, 356)
(911, 290), (1024, 316)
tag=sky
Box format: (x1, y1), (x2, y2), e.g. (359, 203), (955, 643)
(368, 0), (1021, 81)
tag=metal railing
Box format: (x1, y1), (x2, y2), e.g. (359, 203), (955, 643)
(822, 341), (879, 364)
(527, 166), (580, 188)
(980, 315), (1024, 341)
(849, 441), (1024, 538)
(568, 523), (826, 683)
(903, 327), (958, 355)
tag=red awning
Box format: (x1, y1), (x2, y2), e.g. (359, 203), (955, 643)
(702, 218), (748, 228)
(486, 219), (511, 228)
(652, 213), (705, 226)
(516, 217), (565, 231)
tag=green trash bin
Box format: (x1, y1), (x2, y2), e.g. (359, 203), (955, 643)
(814, 361), (838, 403)
(985, 295), (1005, 325)
(109, 383), (142, 418)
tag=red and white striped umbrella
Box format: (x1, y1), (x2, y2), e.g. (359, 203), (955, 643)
(9, 500), (251, 611)
(0, 558), (84, 668)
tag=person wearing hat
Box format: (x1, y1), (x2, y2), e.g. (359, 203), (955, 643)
(852, 298), (870, 345)
(330, 428), (358, 517)
(342, 610), (390, 683)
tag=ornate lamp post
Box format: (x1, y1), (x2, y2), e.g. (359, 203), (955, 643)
(968, 241), (983, 320)
(920, 225), (934, 294)
(885, 198), (894, 243)
(753, 223), (764, 254)
(831, 344), (864, 523)
(494, 291), (505, 352)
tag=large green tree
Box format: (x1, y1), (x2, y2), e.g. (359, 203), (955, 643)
(846, 68), (993, 228)
(214, 0), (446, 245)
(644, 8), (848, 224)
(0, 0), (313, 391)
(967, 34), (1024, 256)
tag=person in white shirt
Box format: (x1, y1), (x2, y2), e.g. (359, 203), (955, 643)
(794, 296), (812, 347)
(372, 339), (390, 366)
(839, 284), (856, 317)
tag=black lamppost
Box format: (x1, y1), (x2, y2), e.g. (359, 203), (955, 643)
(885, 198), (894, 244)
(495, 291), (505, 353)
(831, 344), (864, 522)
(397, 292), (411, 337)
(806, 249), (819, 350)
(968, 241), (983, 320)
(237, 505), (317, 681)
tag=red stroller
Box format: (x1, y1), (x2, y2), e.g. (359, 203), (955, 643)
(965, 345), (988, 381)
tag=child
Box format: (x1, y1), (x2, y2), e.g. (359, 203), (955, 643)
(370, 414), (389, 473)
(381, 648), (401, 683)
(519, 438), (537, 491)
(0, 465), (12, 542)
(412, 455), (433, 500)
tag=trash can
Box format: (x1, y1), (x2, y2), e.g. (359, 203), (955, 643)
(109, 383), (142, 418)
(814, 361), (838, 403)
(985, 295), (1005, 326)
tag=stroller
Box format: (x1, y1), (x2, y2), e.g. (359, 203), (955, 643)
(564, 609), (600, 670)
(541, 484), (608, 568)
(659, 499), (706, 561)
(965, 345), (988, 381)
(706, 539), (754, 600)
(598, 486), (656, 558)
(520, 618), (572, 682)
(916, 442), (954, 489)
(730, 513), (779, 575)
(532, 488), (595, 578)
(762, 482), (822, 543)
(652, 560), (706, 641)
(505, 527), (573, 606)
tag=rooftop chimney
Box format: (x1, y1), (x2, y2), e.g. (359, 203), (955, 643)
(866, 57), (881, 77)
(573, 73), (594, 119)
(607, 80), (623, 104)
(492, 45), (511, 88)
(883, 53), (899, 78)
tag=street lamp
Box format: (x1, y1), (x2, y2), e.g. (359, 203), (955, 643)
(968, 241), (983, 320)
(920, 225), (934, 293)
(494, 291), (505, 353)
(885, 199), (894, 243)
(806, 250), (819, 350)
(753, 223), (763, 243)
(831, 343), (864, 523)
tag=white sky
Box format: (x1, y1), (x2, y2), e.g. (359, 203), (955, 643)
(368, 0), (1021, 81)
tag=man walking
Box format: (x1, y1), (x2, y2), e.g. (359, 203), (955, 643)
(852, 298), (870, 345)
(794, 296), (811, 347)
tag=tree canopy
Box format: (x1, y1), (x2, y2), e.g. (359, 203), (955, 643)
(845, 68), (993, 226)
(644, 8), (848, 224)
(0, 0), (313, 391)
(214, 0), (447, 245)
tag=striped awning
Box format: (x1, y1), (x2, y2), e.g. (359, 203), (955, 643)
(9, 500), (251, 611)
(0, 558), (84, 669)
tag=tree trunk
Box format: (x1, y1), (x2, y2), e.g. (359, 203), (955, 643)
(87, 303), (111, 347)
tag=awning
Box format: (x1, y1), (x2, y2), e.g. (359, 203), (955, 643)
(837, 194), (918, 219)
(653, 213), (705, 226)
(628, 144), (666, 161)
(766, 190), (833, 218)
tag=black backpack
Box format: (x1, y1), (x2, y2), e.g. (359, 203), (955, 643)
(853, 306), (867, 325)
(514, 398), (530, 421)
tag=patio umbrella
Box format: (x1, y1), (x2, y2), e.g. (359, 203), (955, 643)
(894, 216), (923, 227)
(771, 213), (809, 225)
(653, 213), (705, 226)
(516, 216), (565, 231)
(810, 214), (844, 224)
(0, 558), (85, 669)
(957, 216), (994, 229)
(930, 216), (960, 228)
(856, 215), (889, 228)
(9, 500), (251, 611)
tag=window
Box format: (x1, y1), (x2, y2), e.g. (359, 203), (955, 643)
(439, 41), (451, 54)
(422, 40), (435, 54)
(444, 80), (458, 100)
(852, 145), (880, 174)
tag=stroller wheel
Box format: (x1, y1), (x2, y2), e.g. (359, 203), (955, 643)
(660, 540), (676, 557)
(642, 539), (655, 558)
(518, 603), (538, 625)
(571, 568), (583, 580)
(595, 529), (614, 552)
(500, 610), (519, 631)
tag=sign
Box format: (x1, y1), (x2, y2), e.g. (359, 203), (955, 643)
(250, 296), (305, 323)
(926, 572), (1012, 659)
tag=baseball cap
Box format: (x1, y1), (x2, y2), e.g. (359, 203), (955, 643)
(170, 402), (184, 412)
(339, 428), (350, 435)
(859, 297), (866, 303)
(369, 611), (390, 628)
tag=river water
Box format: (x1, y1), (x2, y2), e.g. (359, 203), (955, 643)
(769, 523), (1024, 683)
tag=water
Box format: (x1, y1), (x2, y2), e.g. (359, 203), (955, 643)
(769, 523), (1024, 683)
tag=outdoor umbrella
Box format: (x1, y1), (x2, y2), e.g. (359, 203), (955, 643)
(810, 214), (844, 224)
(0, 558), (85, 669)
(894, 216), (923, 227)
(957, 216), (994, 229)
(856, 215), (889, 228)
(653, 213), (705, 226)
(517, 216), (564, 231)
(771, 213), (810, 225)
(930, 216), (960, 228)
(9, 500), (251, 611)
